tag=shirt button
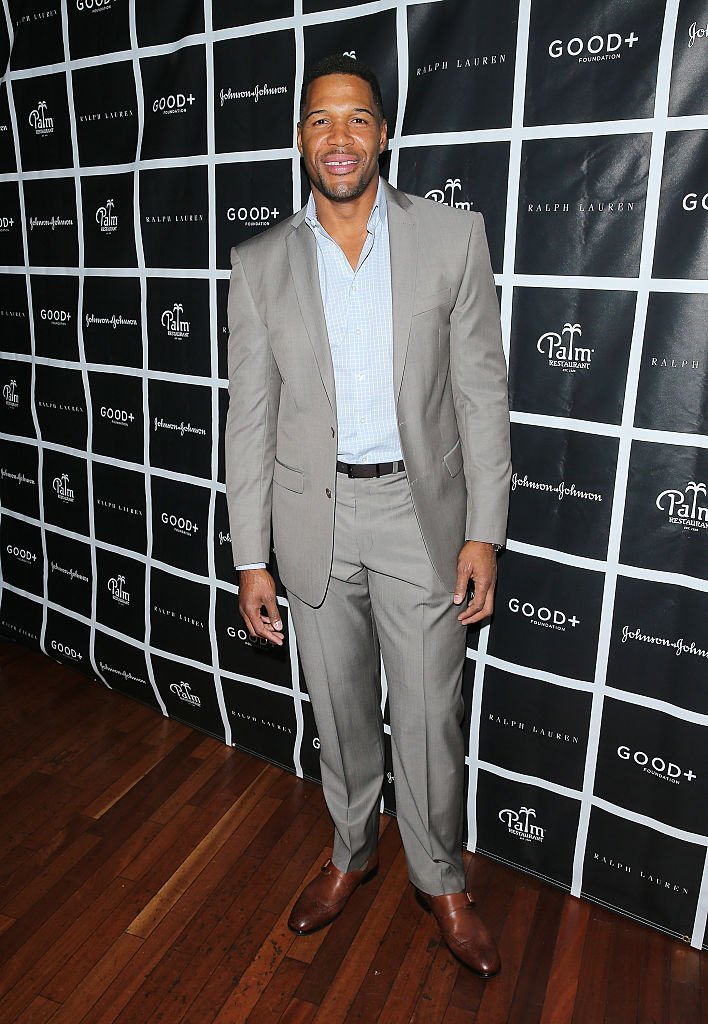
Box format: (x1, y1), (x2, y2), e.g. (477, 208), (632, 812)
(355, 328), (362, 336)
(352, 285), (358, 292)
(360, 416), (367, 424)
(325, 488), (332, 499)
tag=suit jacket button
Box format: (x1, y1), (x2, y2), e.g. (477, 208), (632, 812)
(325, 488), (332, 498)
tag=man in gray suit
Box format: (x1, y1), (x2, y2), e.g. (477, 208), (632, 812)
(225, 55), (510, 977)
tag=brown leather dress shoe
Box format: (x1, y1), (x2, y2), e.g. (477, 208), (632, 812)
(288, 854), (379, 935)
(417, 890), (501, 977)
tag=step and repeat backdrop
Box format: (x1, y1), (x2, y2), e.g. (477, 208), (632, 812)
(0, 0), (706, 947)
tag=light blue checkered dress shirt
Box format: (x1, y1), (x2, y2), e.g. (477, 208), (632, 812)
(305, 180), (402, 465)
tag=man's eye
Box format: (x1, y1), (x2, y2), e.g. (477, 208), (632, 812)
(313, 118), (328, 126)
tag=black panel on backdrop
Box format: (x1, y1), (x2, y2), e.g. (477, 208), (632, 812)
(0, 88), (14, 174)
(461, 657), (475, 747)
(214, 0), (293, 30)
(215, 586), (291, 686)
(45, 606), (92, 674)
(582, 807), (704, 940)
(620, 440), (708, 578)
(304, 9), (398, 135)
(382, 732), (396, 816)
(396, 143), (509, 274)
(0, 516), (43, 598)
(0, 183), (24, 266)
(488, 551), (604, 682)
(216, 386), (228, 484)
(141, 47), (207, 160)
(13, 74), (73, 172)
(216, 277), (229, 380)
(508, 424), (618, 559)
(509, 287), (634, 424)
(94, 629), (160, 711)
(35, 365), (88, 450)
(516, 134), (650, 278)
(73, 61), (138, 167)
(213, 491), (235, 584)
(0, 588), (42, 650)
(8, 1), (64, 72)
(46, 530), (92, 620)
(67, 0), (131, 61)
(151, 655), (225, 741)
(147, 278), (210, 377)
(32, 274), (80, 361)
(479, 666), (591, 790)
(607, 576), (708, 717)
(81, 172), (137, 269)
(150, 474), (209, 577)
(135, 1), (204, 48)
(405, 0), (517, 133)
(215, 160), (291, 268)
(89, 370), (144, 465)
(654, 131), (708, 281)
(524, 0), (662, 127)
(214, 31), (295, 154)
(24, 176), (79, 268)
(82, 276), (142, 368)
(594, 698), (707, 835)
(92, 460), (146, 555)
(476, 770), (580, 889)
(42, 450), (88, 535)
(223, 676), (296, 770)
(95, 548), (146, 642)
(150, 566), (211, 665)
(0, 357), (35, 440)
(0, 275), (30, 354)
(0, 439), (39, 519)
(635, 292), (707, 435)
(140, 165), (208, 270)
(299, 697), (322, 783)
(669, 0), (708, 116)
(149, 378), (212, 479)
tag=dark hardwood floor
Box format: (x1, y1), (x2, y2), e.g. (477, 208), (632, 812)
(0, 640), (703, 1023)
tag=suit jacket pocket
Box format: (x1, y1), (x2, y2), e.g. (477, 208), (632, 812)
(412, 286), (451, 317)
(443, 438), (463, 478)
(273, 457), (304, 493)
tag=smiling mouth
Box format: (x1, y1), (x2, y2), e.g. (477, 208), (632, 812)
(322, 156), (359, 175)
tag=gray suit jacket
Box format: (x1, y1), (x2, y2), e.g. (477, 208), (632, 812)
(225, 180), (511, 607)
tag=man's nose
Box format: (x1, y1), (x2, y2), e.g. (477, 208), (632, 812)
(326, 119), (354, 146)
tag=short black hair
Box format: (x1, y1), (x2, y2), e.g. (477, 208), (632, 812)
(299, 54), (385, 123)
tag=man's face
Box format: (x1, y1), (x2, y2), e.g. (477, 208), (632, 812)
(297, 74), (387, 203)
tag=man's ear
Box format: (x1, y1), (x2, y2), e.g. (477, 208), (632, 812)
(379, 119), (388, 154)
(296, 122), (303, 155)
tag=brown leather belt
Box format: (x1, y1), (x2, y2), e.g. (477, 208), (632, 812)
(336, 460), (405, 479)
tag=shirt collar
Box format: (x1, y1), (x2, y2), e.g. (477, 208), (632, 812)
(305, 177), (388, 235)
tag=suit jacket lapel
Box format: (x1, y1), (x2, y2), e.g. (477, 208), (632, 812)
(286, 216), (336, 411)
(385, 181), (417, 405)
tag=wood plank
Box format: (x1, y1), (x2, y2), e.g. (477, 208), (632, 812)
(604, 917), (645, 1024)
(539, 896), (590, 1024)
(637, 925), (670, 1024)
(17, 994), (62, 1023)
(245, 956), (308, 1023)
(507, 884), (566, 1024)
(571, 910), (615, 1024)
(476, 882), (539, 1024)
(669, 942), (701, 1024)
(408, 944), (459, 1024)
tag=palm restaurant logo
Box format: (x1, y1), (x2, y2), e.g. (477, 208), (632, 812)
(424, 178), (472, 211)
(53, 473), (74, 503)
(96, 199), (118, 234)
(29, 100), (54, 135)
(656, 481), (708, 531)
(108, 573), (130, 606)
(170, 680), (201, 706)
(3, 379), (18, 408)
(498, 806), (545, 842)
(161, 303), (190, 340)
(537, 322), (593, 372)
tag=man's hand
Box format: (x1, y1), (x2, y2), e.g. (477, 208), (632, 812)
(238, 568), (284, 646)
(453, 541), (497, 626)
